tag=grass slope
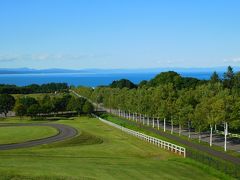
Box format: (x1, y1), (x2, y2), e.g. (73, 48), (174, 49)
(0, 126), (58, 144)
(0, 117), (232, 179)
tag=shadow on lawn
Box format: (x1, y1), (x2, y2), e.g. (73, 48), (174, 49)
(45, 131), (103, 148)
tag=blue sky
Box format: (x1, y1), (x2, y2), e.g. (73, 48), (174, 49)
(0, 0), (240, 69)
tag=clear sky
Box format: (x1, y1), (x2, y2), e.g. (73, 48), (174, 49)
(0, 0), (240, 69)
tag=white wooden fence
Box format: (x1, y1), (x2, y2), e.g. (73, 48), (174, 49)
(93, 114), (186, 157)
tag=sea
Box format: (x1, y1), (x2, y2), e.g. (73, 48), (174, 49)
(0, 72), (215, 87)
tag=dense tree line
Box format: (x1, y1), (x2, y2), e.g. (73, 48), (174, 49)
(0, 83), (69, 94)
(14, 94), (94, 118)
(0, 93), (94, 118)
(75, 66), (240, 148)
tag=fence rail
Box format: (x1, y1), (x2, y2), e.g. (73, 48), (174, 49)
(93, 114), (186, 157)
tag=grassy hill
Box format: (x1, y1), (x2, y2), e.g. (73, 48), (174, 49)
(0, 117), (232, 179)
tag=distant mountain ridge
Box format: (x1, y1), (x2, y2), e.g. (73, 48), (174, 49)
(0, 67), (239, 74)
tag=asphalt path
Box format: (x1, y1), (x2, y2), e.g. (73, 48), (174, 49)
(71, 91), (240, 164)
(112, 116), (240, 165)
(0, 123), (78, 150)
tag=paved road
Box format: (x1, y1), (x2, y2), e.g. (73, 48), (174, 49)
(103, 109), (240, 152)
(113, 116), (240, 165)
(0, 123), (78, 150)
(71, 90), (240, 164)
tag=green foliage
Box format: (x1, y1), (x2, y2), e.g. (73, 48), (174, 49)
(138, 80), (148, 88)
(67, 96), (86, 114)
(223, 66), (234, 89)
(0, 83), (68, 94)
(82, 101), (94, 114)
(210, 71), (220, 84)
(14, 103), (26, 117)
(147, 71), (204, 89)
(12, 92), (95, 117)
(109, 79), (137, 89)
(75, 66), (240, 132)
(27, 104), (41, 118)
(0, 94), (15, 116)
(52, 94), (71, 112)
(18, 96), (38, 109)
(148, 71), (182, 87)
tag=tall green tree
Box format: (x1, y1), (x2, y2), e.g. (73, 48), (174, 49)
(193, 104), (208, 142)
(27, 104), (40, 118)
(67, 97), (86, 115)
(14, 103), (26, 118)
(82, 101), (94, 114)
(0, 94), (15, 116)
(210, 71), (220, 84)
(223, 66), (234, 89)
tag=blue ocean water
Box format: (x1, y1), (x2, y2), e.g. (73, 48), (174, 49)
(0, 72), (213, 87)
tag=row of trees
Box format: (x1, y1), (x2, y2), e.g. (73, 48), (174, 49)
(75, 66), (240, 150)
(0, 83), (69, 94)
(14, 94), (94, 118)
(0, 93), (94, 118)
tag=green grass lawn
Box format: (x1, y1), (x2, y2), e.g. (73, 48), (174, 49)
(0, 126), (58, 144)
(12, 92), (67, 100)
(0, 116), (233, 179)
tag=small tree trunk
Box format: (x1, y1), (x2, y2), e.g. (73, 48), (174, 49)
(157, 118), (160, 130)
(144, 115), (146, 125)
(188, 121), (191, 139)
(199, 128), (201, 143)
(224, 122), (228, 152)
(171, 119), (173, 134)
(147, 116), (150, 126)
(179, 124), (181, 136)
(210, 125), (213, 147)
(164, 118), (166, 132)
(214, 124), (217, 132)
(152, 117), (155, 128)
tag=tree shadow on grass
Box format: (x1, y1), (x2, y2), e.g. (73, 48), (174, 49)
(45, 131), (103, 148)
(0, 173), (95, 180)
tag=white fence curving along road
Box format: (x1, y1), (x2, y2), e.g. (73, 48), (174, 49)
(92, 114), (186, 157)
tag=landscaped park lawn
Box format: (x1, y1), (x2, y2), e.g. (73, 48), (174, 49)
(0, 117), (232, 179)
(12, 92), (66, 100)
(0, 126), (58, 144)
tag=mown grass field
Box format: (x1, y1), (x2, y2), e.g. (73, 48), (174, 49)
(0, 116), (232, 179)
(12, 92), (66, 100)
(0, 126), (58, 144)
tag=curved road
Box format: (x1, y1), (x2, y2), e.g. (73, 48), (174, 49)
(0, 123), (78, 150)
